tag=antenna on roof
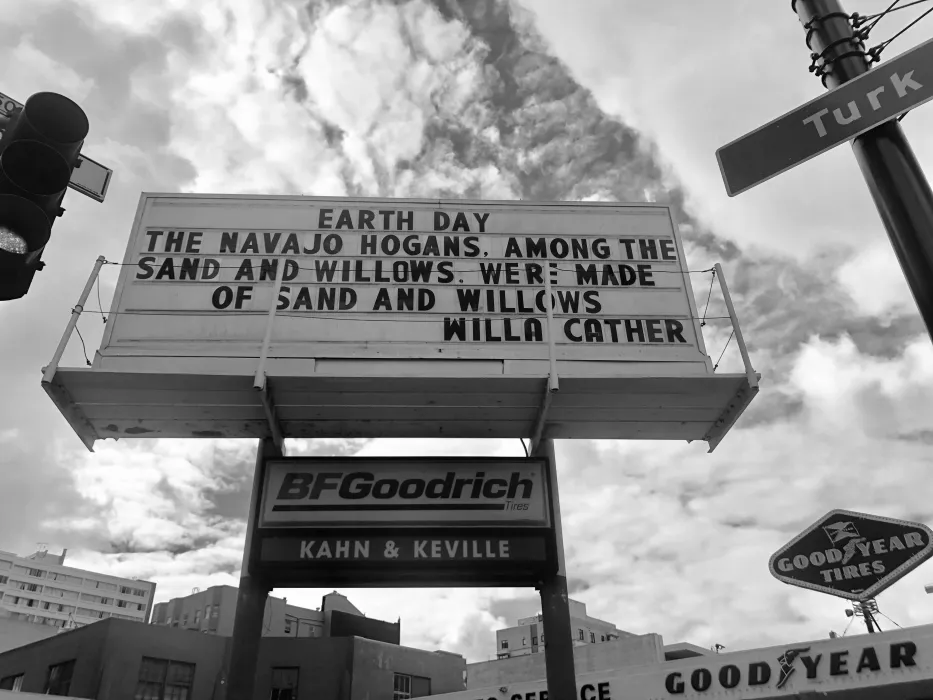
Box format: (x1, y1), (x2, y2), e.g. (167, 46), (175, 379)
(192, 587), (200, 594)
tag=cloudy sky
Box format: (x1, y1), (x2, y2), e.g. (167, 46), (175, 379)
(2, 0), (933, 664)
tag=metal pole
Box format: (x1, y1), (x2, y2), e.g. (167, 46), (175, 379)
(254, 262), (287, 391)
(534, 438), (576, 700)
(792, 0), (933, 342)
(226, 437), (282, 700)
(41, 255), (105, 383)
(542, 260), (559, 392)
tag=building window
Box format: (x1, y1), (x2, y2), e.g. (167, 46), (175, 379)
(500, 640), (508, 650)
(135, 657), (195, 700)
(0, 674), (24, 691)
(540, 634), (544, 643)
(45, 660), (76, 695)
(393, 673), (431, 699)
(27, 568), (46, 578)
(0, 560), (12, 570)
(284, 619), (292, 634)
(600, 635), (605, 642)
(181, 614), (188, 626)
(531, 636), (538, 646)
(194, 610), (201, 625)
(578, 629), (584, 641)
(521, 637), (526, 646)
(590, 632), (595, 643)
(270, 667), (299, 700)
(0, 575), (7, 584)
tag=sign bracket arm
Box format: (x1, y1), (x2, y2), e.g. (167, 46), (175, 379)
(528, 381), (555, 456)
(257, 378), (285, 454)
(41, 255), (106, 384)
(714, 263), (758, 389)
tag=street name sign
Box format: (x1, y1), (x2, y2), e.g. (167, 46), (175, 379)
(717, 37), (933, 196)
(252, 456), (557, 587)
(768, 509), (933, 601)
(0, 90), (113, 203)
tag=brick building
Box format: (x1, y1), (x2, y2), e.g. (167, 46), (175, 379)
(0, 617), (463, 698)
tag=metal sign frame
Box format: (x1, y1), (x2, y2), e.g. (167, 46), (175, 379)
(249, 455), (559, 588)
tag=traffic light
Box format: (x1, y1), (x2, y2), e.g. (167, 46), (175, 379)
(0, 92), (88, 300)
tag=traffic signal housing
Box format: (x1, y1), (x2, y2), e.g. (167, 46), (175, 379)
(0, 92), (88, 300)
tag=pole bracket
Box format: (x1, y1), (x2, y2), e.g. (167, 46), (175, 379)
(529, 378), (557, 456)
(256, 377), (285, 454)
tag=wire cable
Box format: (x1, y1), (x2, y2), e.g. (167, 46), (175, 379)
(841, 614), (856, 637)
(862, 0), (902, 32)
(73, 320), (92, 367)
(877, 610), (903, 629)
(96, 276), (107, 324)
(99, 258), (716, 276)
(876, 3), (933, 52)
(857, 0), (931, 22)
(519, 438), (529, 457)
(700, 269), (716, 327)
(713, 330), (735, 371)
(78, 308), (735, 323)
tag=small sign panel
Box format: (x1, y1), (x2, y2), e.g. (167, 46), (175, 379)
(259, 534), (549, 564)
(769, 509), (933, 601)
(260, 457), (550, 528)
(717, 37), (933, 196)
(0, 90), (113, 203)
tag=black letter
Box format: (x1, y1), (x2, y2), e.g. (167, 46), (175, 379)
(664, 673), (684, 694)
(277, 473), (312, 499)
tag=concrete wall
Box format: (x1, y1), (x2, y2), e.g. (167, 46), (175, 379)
(98, 620), (228, 699)
(466, 633), (664, 688)
(0, 619), (110, 695)
(0, 616), (59, 654)
(252, 636), (353, 700)
(351, 637), (466, 700)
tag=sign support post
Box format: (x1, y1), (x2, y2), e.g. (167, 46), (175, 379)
(226, 437), (282, 700)
(534, 438), (577, 700)
(791, 0), (933, 340)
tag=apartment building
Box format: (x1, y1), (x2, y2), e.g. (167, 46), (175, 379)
(495, 599), (628, 659)
(150, 587), (398, 643)
(0, 549), (155, 639)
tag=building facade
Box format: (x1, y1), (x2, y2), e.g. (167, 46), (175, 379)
(495, 599), (628, 659)
(430, 623), (933, 700)
(0, 617), (464, 699)
(0, 549), (155, 648)
(150, 587), (397, 642)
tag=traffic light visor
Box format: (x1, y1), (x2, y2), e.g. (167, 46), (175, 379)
(0, 194), (52, 265)
(21, 92), (89, 148)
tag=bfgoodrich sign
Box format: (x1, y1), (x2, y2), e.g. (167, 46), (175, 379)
(252, 457), (557, 587)
(260, 457), (550, 527)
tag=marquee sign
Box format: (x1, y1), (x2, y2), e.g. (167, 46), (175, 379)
(43, 195), (759, 449)
(251, 456), (558, 587)
(768, 509), (933, 601)
(100, 196), (702, 362)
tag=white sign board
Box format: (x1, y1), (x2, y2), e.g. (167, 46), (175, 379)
(0, 91), (112, 203)
(260, 458), (550, 528)
(100, 195), (708, 372)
